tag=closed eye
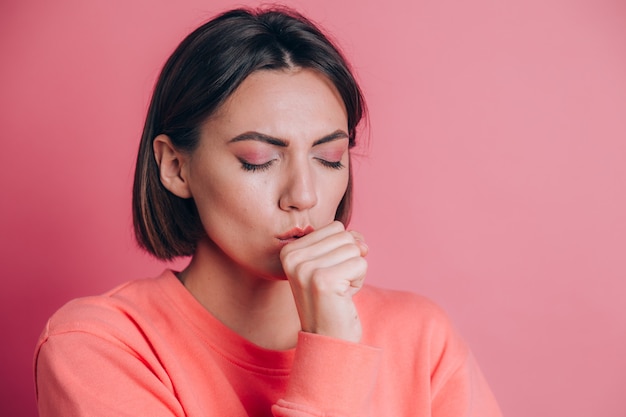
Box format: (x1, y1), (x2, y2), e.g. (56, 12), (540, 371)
(316, 158), (345, 170)
(239, 158), (275, 172)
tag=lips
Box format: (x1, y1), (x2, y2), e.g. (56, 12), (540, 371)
(277, 225), (314, 241)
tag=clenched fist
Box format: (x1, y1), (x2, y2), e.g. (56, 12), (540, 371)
(280, 221), (368, 343)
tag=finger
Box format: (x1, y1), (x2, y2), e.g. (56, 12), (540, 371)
(349, 230), (364, 241)
(282, 221), (345, 251)
(281, 228), (356, 265)
(292, 243), (362, 280)
(309, 256), (368, 296)
(349, 231), (368, 257)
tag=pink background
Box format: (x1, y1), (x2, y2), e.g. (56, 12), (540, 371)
(1, 0), (625, 416)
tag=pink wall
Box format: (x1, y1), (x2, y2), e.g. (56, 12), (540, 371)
(1, 0), (625, 415)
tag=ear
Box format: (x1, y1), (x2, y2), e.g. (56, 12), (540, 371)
(153, 134), (192, 199)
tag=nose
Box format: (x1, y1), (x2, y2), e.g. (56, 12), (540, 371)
(279, 160), (318, 211)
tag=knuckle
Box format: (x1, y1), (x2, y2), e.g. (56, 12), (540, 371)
(343, 230), (358, 243)
(343, 243), (361, 257)
(294, 260), (315, 280)
(330, 220), (346, 232)
(279, 244), (292, 258)
(350, 230), (364, 241)
(280, 248), (298, 266)
(332, 231), (355, 247)
(310, 270), (333, 292)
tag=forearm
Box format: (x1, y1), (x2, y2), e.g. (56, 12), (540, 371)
(272, 332), (382, 417)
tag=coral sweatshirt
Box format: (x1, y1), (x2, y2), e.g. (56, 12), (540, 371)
(34, 270), (502, 416)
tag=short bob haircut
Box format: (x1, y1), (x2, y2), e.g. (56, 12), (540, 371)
(132, 6), (366, 260)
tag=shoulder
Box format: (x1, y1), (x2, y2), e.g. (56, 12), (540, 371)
(357, 285), (453, 329)
(36, 272), (178, 352)
(33, 273), (190, 415)
(356, 285), (468, 360)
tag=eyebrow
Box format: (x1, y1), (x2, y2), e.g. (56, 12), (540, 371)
(228, 129), (349, 147)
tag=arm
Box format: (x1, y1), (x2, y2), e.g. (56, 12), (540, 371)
(280, 221), (368, 344)
(275, 221), (382, 416)
(272, 332), (381, 417)
(35, 312), (382, 417)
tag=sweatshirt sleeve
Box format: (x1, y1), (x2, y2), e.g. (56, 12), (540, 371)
(272, 332), (382, 417)
(34, 327), (185, 417)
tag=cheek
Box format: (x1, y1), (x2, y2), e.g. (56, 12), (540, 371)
(187, 166), (245, 221)
(325, 169), (350, 207)
(193, 182), (264, 242)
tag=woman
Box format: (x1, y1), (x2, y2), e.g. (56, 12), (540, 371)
(35, 7), (502, 417)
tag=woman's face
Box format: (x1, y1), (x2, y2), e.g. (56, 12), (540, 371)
(183, 68), (350, 278)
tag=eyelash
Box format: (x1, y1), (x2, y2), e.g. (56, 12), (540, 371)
(240, 160), (274, 172)
(239, 158), (345, 172)
(316, 159), (345, 170)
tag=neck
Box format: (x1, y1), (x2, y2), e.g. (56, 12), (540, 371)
(178, 237), (301, 350)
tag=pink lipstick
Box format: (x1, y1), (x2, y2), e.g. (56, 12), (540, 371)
(277, 225), (314, 242)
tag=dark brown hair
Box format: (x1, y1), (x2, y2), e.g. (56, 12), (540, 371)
(132, 6), (366, 260)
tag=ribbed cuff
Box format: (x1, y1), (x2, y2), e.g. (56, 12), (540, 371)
(279, 332), (382, 416)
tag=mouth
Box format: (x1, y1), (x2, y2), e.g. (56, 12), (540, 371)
(276, 225), (315, 242)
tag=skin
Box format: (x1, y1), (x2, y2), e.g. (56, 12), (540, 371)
(153, 68), (368, 349)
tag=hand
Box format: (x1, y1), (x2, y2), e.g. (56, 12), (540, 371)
(280, 221), (368, 343)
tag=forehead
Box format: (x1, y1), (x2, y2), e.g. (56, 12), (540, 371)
(205, 68), (348, 142)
